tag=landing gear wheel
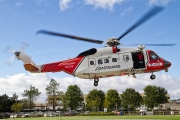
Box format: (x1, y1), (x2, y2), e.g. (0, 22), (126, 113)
(132, 73), (136, 78)
(132, 75), (136, 78)
(150, 74), (156, 80)
(94, 82), (98, 86)
(94, 78), (99, 82)
(94, 78), (99, 86)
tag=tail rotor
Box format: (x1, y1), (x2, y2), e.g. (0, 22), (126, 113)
(4, 42), (29, 66)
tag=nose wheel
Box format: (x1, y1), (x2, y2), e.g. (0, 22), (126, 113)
(150, 74), (156, 80)
(132, 73), (136, 78)
(94, 78), (99, 86)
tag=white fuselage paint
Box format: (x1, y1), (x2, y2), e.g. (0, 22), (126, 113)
(74, 47), (148, 79)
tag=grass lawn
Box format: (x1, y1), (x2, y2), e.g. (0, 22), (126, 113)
(6, 115), (180, 120)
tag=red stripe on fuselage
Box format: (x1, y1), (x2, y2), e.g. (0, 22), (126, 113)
(58, 56), (85, 75)
(41, 56), (84, 74)
(41, 60), (66, 72)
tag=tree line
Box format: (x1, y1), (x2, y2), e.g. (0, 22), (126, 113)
(0, 78), (169, 112)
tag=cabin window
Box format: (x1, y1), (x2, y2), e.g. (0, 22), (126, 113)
(123, 55), (129, 62)
(150, 51), (160, 60)
(98, 59), (103, 64)
(104, 59), (109, 63)
(112, 58), (117, 62)
(90, 61), (94, 65)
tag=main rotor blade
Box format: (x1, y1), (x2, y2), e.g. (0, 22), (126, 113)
(127, 43), (176, 46)
(36, 30), (104, 44)
(117, 6), (164, 40)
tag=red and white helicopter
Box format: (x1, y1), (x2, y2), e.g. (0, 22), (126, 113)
(7, 6), (176, 86)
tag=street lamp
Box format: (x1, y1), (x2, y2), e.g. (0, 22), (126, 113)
(116, 103), (117, 111)
(128, 104), (130, 115)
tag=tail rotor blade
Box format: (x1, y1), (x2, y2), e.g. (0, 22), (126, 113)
(4, 42), (29, 66)
(20, 42), (29, 51)
(4, 46), (15, 53)
(6, 55), (16, 66)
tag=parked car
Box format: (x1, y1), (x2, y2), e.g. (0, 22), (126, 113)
(23, 111), (43, 117)
(0, 113), (10, 119)
(0, 113), (3, 119)
(64, 110), (79, 116)
(44, 111), (59, 117)
(112, 110), (120, 115)
(10, 113), (24, 118)
(21, 112), (30, 118)
(140, 109), (147, 115)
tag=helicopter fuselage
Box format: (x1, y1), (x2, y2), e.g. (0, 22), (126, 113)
(21, 46), (171, 84)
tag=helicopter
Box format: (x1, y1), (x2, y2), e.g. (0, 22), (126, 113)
(7, 6), (176, 86)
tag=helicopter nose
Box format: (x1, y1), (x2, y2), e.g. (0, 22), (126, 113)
(164, 60), (171, 69)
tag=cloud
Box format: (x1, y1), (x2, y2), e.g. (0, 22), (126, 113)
(84, 0), (126, 11)
(35, 0), (46, 5)
(59, 0), (71, 11)
(35, 0), (49, 7)
(148, 0), (171, 6)
(15, 3), (23, 7)
(0, 73), (51, 102)
(0, 73), (180, 102)
(121, 6), (134, 16)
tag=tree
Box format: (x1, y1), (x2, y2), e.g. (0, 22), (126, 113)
(11, 103), (22, 113)
(22, 85), (41, 111)
(103, 99), (109, 109)
(121, 88), (142, 110)
(58, 91), (67, 110)
(0, 94), (17, 112)
(144, 85), (168, 110)
(11, 92), (18, 103)
(86, 89), (105, 111)
(105, 89), (121, 110)
(65, 85), (83, 110)
(45, 78), (60, 111)
(20, 99), (29, 110)
(0, 94), (11, 112)
(156, 86), (168, 104)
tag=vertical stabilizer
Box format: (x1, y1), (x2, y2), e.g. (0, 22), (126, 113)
(15, 51), (40, 73)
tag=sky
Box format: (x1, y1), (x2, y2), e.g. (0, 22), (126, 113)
(0, 0), (180, 103)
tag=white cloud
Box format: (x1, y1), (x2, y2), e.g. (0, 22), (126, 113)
(148, 0), (171, 6)
(1, 73), (180, 102)
(59, 0), (71, 11)
(15, 3), (23, 7)
(0, 73), (51, 102)
(84, 0), (126, 10)
(35, 0), (47, 6)
(121, 6), (134, 16)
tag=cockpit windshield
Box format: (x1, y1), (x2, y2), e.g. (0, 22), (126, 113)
(149, 51), (160, 60)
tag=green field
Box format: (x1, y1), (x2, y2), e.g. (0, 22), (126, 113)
(5, 116), (180, 120)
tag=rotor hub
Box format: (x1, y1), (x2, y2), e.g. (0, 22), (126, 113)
(14, 51), (20, 57)
(106, 38), (120, 47)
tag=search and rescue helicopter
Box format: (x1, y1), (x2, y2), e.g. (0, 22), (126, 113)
(6, 6), (176, 86)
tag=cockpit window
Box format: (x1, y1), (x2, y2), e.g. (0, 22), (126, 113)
(149, 51), (160, 60)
